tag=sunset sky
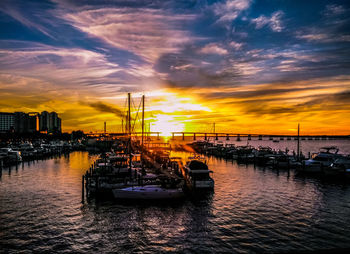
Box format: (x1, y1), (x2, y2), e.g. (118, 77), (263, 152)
(0, 0), (349, 135)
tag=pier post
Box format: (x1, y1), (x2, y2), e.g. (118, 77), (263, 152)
(95, 176), (99, 192)
(82, 175), (85, 204)
(204, 133), (207, 140)
(237, 134), (241, 141)
(248, 134), (251, 140)
(193, 133), (196, 140)
(182, 133), (185, 141)
(172, 133), (175, 140)
(157, 132), (160, 140)
(258, 135), (262, 140)
(226, 134), (229, 140)
(215, 133), (218, 140)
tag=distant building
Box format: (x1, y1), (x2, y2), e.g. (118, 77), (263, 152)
(14, 112), (28, 133)
(28, 112), (39, 132)
(0, 111), (61, 133)
(39, 111), (49, 132)
(0, 112), (15, 132)
(39, 111), (61, 133)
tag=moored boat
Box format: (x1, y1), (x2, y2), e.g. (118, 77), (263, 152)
(112, 185), (184, 200)
(299, 146), (343, 173)
(324, 156), (350, 177)
(182, 158), (214, 190)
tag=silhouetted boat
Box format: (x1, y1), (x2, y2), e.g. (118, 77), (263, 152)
(182, 158), (214, 190)
(112, 185), (184, 200)
(300, 146), (343, 173)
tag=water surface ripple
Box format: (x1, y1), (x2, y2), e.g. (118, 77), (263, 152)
(1, 141), (350, 253)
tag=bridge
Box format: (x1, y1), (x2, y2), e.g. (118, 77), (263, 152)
(85, 131), (349, 141)
(86, 131), (161, 138)
(170, 132), (349, 141)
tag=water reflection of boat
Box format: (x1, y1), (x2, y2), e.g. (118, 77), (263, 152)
(112, 185), (184, 200)
(182, 158), (214, 190)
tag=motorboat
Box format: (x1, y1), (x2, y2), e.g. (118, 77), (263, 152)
(324, 156), (350, 177)
(182, 158), (214, 190)
(112, 185), (184, 200)
(266, 154), (301, 169)
(300, 146), (343, 173)
(254, 146), (274, 164)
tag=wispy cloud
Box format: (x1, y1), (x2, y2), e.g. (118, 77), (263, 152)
(229, 41), (244, 50)
(251, 10), (284, 32)
(323, 4), (346, 17)
(213, 0), (252, 23)
(199, 43), (228, 55)
(62, 7), (197, 63)
(0, 3), (55, 38)
(0, 42), (121, 89)
(297, 31), (350, 43)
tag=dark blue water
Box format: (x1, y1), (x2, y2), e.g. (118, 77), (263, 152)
(1, 140), (350, 253)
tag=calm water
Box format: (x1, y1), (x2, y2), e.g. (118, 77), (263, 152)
(1, 140), (350, 253)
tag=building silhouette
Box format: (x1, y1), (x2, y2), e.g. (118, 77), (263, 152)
(0, 111), (61, 133)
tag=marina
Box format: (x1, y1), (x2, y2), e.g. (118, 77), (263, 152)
(1, 0), (350, 253)
(1, 138), (350, 253)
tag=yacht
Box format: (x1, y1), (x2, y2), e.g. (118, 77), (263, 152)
(182, 158), (214, 190)
(324, 156), (350, 177)
(300, 146), (342, 173)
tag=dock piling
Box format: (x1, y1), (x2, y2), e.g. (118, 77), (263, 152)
(82, 175), (85, 204)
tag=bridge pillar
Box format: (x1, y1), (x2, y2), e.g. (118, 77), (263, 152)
(237, 134), (241, 141)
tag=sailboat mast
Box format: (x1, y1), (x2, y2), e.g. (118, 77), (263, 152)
(128, 93), (132, 175)
(297, 123), (300, 161)
(122, 119), (124, 134)
(141, 95), (145, 170)
(128, 93), (131, 137)
(142, 95), (145, 147)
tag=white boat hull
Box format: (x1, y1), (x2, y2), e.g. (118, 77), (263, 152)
(112, 185), (184, 200)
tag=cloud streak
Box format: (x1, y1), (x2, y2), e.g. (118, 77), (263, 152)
(62, 7), (197, 63)
(86, 101), (125, 118)
(251, 11), (284, 32)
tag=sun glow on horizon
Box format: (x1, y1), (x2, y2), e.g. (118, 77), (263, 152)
(151, 114), (184, 137)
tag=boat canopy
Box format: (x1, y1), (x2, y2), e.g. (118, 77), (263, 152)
(188, 160), (208, 170)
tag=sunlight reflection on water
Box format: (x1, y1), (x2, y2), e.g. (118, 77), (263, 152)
(1, 142), (350, 253)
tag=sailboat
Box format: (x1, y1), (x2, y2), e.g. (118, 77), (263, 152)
(112, 94), (185, 200)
